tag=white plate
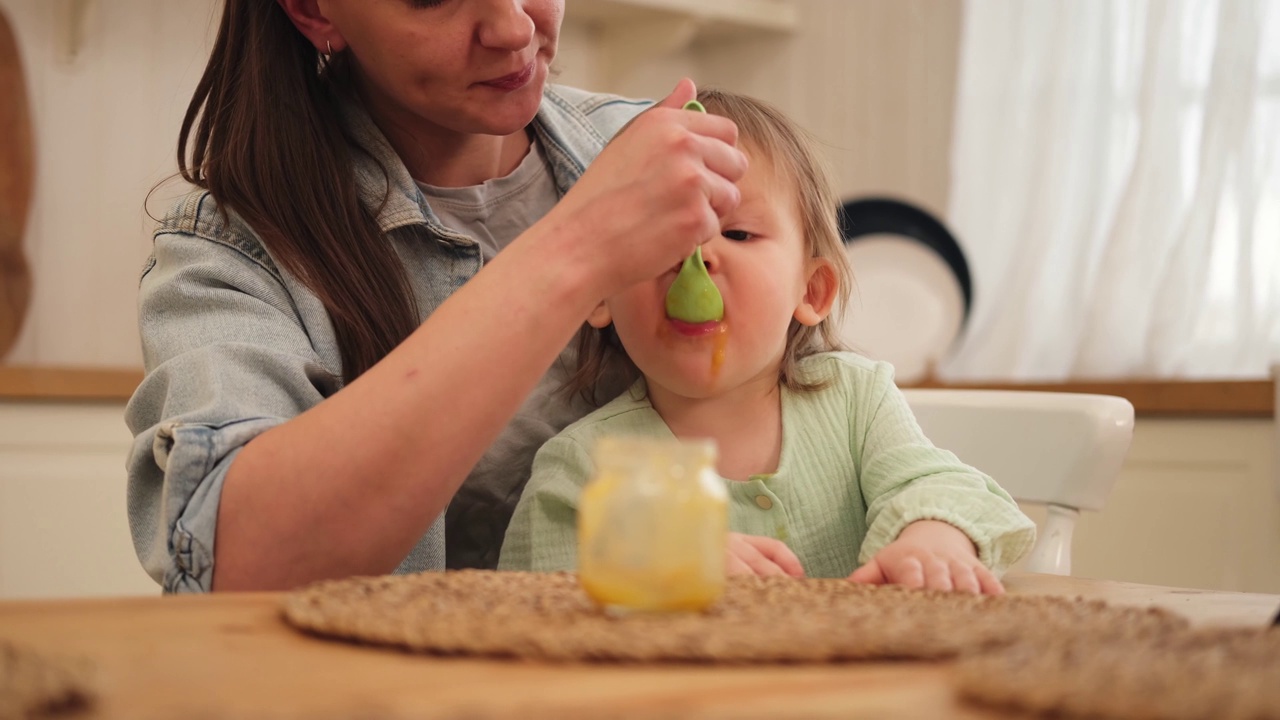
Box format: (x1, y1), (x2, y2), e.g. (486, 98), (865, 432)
(837, 234), (967, 384)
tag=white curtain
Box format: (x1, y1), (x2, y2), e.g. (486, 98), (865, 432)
(942, 0), (1280, 381)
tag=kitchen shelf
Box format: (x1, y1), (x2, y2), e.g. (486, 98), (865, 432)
(0, 366), (143, 402)
(564, 0), (796, 86)
(566, 0), (797, 40)
(0, 365), (1273, 417)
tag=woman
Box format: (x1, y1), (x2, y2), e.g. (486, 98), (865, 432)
(125, 0), (750, 592)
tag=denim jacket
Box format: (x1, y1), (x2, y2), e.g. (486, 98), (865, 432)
(126, 85), (650, 593)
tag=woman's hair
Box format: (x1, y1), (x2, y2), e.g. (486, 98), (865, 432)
(566, 88), (853, 405)
(178, 0), (418, 385)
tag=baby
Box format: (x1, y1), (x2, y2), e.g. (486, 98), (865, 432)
(500, 89), (1035, 594)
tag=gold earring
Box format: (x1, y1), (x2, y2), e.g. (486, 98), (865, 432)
(326, 40), (333, 57)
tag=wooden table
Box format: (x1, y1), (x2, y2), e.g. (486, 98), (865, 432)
(1, 573), (1276, 719)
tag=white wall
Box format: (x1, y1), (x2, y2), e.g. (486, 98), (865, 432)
(1, 0), (217, 369)
(0, 399), (157, 598)
(1069, 418), (1280, 594)
(565, 0), (962, 217)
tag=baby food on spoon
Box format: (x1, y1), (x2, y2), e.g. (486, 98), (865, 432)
(664, 245), (730, 378)
(665, 246), (723, 325)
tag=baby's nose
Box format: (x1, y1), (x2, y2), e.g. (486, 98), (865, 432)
(699, 244), (719, 272)
(670, 243), (719, 276)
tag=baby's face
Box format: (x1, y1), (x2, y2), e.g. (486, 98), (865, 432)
(593, 149), (826, 401)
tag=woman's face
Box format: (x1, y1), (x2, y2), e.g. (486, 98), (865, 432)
(320, 0), (561, 137)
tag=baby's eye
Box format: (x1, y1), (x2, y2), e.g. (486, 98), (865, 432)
(722, 229), (753, 242)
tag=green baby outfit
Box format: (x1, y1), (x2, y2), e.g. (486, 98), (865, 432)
(500, 352), (1036, 578)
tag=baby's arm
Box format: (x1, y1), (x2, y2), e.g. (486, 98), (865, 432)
(497, 436), (592, 572)
(848, 519), (1004, 594)
(851, 373), (1036, 594)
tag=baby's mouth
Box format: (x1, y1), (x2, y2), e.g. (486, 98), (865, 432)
(666, 318), (722, 337)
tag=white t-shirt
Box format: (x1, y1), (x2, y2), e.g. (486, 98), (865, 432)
(416, 137), (561, 261)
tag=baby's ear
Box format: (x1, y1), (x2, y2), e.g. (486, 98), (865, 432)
(587, 302), (613, 329)
(794, 259), (838, 326)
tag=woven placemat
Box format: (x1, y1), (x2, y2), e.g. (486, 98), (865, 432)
(955, 625), (1280, 720)
(0, 639), (94, 720)
(281, 570), (1186, 664)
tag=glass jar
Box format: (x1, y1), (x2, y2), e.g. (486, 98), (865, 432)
(578, 436), (728, 613)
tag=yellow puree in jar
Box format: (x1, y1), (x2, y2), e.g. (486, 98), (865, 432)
(578, 461), (727, 613)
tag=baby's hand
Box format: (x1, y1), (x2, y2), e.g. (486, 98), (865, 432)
(726, 532), (806, 578)
(847, 520), (1003, 595)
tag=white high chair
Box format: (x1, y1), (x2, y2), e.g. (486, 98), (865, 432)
(899, 389), (1135, 576)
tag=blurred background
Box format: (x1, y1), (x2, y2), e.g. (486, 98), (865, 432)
(0, 0), (1276, 598)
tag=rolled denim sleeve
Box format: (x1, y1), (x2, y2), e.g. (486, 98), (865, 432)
(125, 225), (341, 593)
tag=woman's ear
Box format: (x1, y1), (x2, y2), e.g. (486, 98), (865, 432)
(276, 0), (346, 52)
(794, 258), (838, 327)
(587, 302), (613, 329)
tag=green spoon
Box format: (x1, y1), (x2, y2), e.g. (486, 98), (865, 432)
(665, 246), (723, 323)
(664, 99), (724, 324)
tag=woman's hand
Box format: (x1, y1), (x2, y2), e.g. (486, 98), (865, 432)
(542, 78), (749, 299)
(727, 532), (806, 577)
(847, 520), (1003, 595)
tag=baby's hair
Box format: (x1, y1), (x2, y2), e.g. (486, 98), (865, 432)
(565, 88), (854, 406)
